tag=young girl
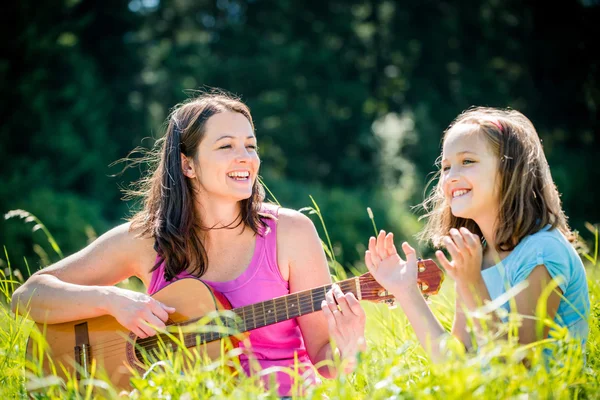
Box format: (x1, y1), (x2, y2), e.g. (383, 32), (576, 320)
(12, 92), (366, 396)
(364, 107), (590, 361)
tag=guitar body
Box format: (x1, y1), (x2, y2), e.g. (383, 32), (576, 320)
(26, 278), (233, 389)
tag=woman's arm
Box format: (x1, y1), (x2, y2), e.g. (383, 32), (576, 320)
(277, 208), (366, 378)
(11, 223), (175, 338)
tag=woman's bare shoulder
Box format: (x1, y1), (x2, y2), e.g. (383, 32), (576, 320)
(275, 207), (316, 231)
(109, 222), (156, 271)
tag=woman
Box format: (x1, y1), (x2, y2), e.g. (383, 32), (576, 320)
(12, 91), (366, 396)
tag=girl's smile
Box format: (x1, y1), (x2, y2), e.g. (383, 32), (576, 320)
(441, 124), (500, 226)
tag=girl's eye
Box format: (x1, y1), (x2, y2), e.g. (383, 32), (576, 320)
(442, 165), (450, 172)
(462, 159), (475, 165)
(219, 144), (232, 150)
(247, 145), (257, 150)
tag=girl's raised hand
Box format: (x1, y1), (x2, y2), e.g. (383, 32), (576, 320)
(436, 227), (483, 286)
(364, 230), (418, 295)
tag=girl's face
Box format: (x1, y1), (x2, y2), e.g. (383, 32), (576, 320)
(440, 124), (501, 223)
(192, 111), (260, 202)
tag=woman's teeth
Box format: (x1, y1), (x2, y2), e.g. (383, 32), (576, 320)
(228, 171), (250, 180)
(453, 189), (470, 198)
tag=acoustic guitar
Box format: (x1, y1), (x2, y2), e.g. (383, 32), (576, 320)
(26, 260), (443, 389)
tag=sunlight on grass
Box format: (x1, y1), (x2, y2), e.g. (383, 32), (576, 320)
(0, 214), (598, 399)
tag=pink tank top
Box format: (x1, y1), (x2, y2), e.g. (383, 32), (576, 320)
(147, 204), (317, 396)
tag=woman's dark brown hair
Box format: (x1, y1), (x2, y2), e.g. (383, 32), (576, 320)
(127, 91), (266, 280)
(419, 106), (574, 252)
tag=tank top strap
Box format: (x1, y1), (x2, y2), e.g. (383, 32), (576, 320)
(259, 203), (282, 281)
(147, 255), (165, 295)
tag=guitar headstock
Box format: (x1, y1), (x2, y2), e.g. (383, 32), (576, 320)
(357, 258), (445, 304)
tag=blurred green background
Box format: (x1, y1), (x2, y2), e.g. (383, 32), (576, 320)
(1, 0), (598, 276)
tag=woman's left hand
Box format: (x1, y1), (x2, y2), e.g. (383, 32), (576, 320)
(436, 227), (483, 287)
(321, 283), (366, 373)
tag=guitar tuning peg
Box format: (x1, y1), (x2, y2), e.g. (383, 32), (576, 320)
(417, 257), (426, 272)
(384, 298), (397, 309)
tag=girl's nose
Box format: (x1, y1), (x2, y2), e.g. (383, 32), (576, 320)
(445, 167), (460, 183)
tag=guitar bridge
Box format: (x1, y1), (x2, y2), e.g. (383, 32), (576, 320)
(74, 322), (91, 380)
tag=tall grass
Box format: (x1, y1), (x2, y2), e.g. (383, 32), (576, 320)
(1, 211), (598, 399)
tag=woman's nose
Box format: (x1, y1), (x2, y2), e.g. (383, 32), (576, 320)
(235, 148), (252, 163)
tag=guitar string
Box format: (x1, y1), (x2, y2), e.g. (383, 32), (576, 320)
(77, 273), (441, 355)
(74, 272), (437, 352)
(85, 282), (404, 356)
(65, 277), (440, 356)
(90, 287), (375, 353)
(86, 288), (402, 359)
(83, 286), (390, 356)
(84, 286), (403, 356)
(87, 279), (368, 351)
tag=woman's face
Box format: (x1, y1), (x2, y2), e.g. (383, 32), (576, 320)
(191, 111), (260, 202)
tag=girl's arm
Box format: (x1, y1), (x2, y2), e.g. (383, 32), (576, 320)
(11, 223), (175, 338)
(365, 231), (450, 362)
(440, 229), (561, 345)
(277, 208), (366, 378)
(513, 265), (562, 344)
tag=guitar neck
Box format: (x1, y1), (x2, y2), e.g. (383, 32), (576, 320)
(177, 276), (365, 347)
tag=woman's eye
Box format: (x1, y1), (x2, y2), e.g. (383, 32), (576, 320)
(219, 145), (232, 149)
(247, 145), (257, 150)
(442, 165), (450, 172)
(462, 159), (474, 165)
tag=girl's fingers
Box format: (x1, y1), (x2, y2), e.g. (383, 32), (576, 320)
(384, 233), (397, 258)
(460, 227), (481, 251)
(443, 236), (463, 264)
(449, 228), (468, 254)
(436, 250), (453, 272)
(368, 237), (382, 266)
(376, 230), (387, 260)
(401, 242), (416, 263)
(364, 250), (376, 273)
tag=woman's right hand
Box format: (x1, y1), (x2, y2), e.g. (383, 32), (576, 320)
(364, 230), (420, 298)
(106, 287), (176, 338)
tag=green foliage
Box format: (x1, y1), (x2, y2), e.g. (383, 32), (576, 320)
(1, 258), (598, 399)
(1, 209), (599, 399)
(2, 0), (598, 274)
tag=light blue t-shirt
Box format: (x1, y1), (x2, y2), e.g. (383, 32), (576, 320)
(481, 226), (590, 346)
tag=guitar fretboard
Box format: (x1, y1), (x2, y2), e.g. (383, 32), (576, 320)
(135, 277), (365, 355)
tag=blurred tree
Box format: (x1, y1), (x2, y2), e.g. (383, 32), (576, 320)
(1, 0), (598, 273)
(0, 0), (147, 267)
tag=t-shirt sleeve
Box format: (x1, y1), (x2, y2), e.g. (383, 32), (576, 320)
(509, 236), (571, 294)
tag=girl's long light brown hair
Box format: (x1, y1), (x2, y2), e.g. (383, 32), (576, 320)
(419, 106), (574, 252)
(126, 91), (266, 281)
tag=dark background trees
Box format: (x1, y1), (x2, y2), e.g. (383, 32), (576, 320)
(2, 0), (598, 274)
